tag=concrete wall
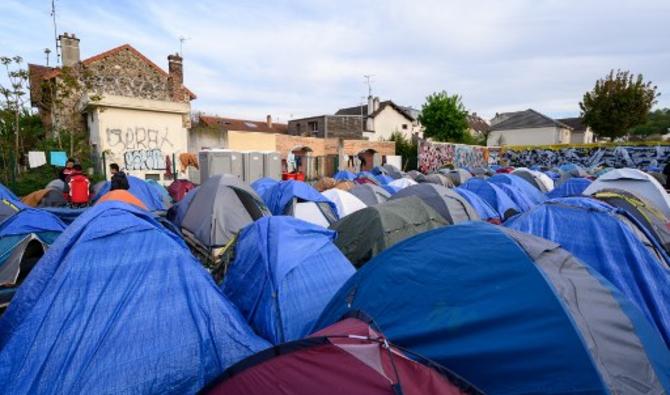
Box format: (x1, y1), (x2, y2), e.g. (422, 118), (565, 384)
(369, 106), (416, 141)
(570, 129), (594, 144)
(87, 95), (189, 182)
(227, 130), (277, 151)
(189, 126), (227, 152)
(487, 126), (571, 146)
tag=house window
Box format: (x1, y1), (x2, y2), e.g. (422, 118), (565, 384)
(308, 121), (318, 131)
(402, 124), (408, 130)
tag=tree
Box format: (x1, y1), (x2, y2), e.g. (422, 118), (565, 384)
(580, 70), (659, 140)
(388, 131), (417, 171)
(418, 91), (469, 142)
(629, 108), (670, 138)
(0, 56), (29, 175)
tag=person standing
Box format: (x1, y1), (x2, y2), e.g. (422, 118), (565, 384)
(109, 163), (130, 191)
(58, 158), (76, 182)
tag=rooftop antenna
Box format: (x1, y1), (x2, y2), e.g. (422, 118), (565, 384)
(50, 0), (60, 65)
(178, 35), (191, 57)
(44, 48), (51, 66)
(363, 74), (375, 97)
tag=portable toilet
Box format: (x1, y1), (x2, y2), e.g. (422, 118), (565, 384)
(199, 150), (243, 181)
(243, 151), (264, 183)
(263, 152), (281, 180)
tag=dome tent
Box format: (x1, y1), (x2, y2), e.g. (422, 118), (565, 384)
(222, 216), (355, 344)
(443, 168), (472, 186)
(546, 177), (592, 198)
(94, 175), (167, 211)
(333, 170), (357, 181)
(349, 184), (391, 206)
(315, 222), (670, 395)
(203, 314), (482, 395)
(330, 196), (447, 267)
(454, 187), (502, 224)
(488, 173), (547, 206)
(460, 179), (520, 220)
(263, 180), (338, 226)
(0, 201), (270, 394)
(390, 183), (479, 224)
(506, 197), (670, 347)
(167, 179), (196, 202)
(321, 188), (367, 217)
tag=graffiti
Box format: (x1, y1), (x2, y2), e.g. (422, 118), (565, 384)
(419, 140), (489, 172)
(124, 149), (165, 171)
(502, 145), (670, 169)
(106, 127), (174, 151)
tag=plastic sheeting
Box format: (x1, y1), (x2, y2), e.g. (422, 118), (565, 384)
(489, 174), (547, 206)
(333, 170), (357, 181)
(251, 177), (279, 201)
(0, 183), (19, 204)
(0, 208), (66, 237)
(506, 197), (670, 347)
(263, 180), (337, 217)
(222, 216), (354, 344)
(459, 179), (520, 220)
(0, 201), (270, 394)
(547, 178), (592, 198)
(94, 175), (167, 211)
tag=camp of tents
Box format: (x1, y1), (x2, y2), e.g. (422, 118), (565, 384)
(1, 161), (670, 394)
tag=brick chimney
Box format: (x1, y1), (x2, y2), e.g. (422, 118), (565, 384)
(59, 33), (80, 67)
(266, 114), (273, 128)
(167, 53), (184, 101)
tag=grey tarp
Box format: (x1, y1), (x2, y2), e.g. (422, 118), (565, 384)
(349, 184), (391, 206)
(407, 170), (426, 183)
(443, 169), (472, 186)
(423, 173), (455, 188)
(513, 169), (548, 192)
(330, 196), (448, 267)
(45, 179), (65, 192)
(181, 175), (270, 249)
(37, 189), (67, 208)
(390, 183), (480, 224)
(382, 164), (404, 179)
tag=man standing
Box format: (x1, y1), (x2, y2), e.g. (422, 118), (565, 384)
(58, 158), (76, 182)
(110, 163), (130, 191)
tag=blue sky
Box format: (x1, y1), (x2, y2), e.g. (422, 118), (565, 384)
(1, 0), (669, 123)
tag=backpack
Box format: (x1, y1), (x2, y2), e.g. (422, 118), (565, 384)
(69, 174), (91, 204)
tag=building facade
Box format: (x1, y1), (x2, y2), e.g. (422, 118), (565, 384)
(287, 115), (364, 139)
(336, 96), (421, 141)
(487, 109), (573, 146)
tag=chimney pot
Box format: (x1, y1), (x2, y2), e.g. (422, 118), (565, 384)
(266, 114), (273, 128)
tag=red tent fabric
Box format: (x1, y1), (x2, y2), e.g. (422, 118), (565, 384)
(203, 315), (481, 395)
(167, 179), (196, 202)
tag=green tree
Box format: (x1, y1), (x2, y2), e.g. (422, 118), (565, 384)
(418, 91), (469, 142)
(388, 131), (417, 171)
(580, 70), (659, 140)
(629, 108), (670, 138)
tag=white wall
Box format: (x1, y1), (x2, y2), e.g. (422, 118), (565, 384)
(87, 95), (190, 182)
(570, 129), (594, 144)
(487, 126), (570, 146)
(369, 106), (416, 141)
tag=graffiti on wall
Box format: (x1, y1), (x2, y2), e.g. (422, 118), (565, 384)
(419, 140), (489, 172)
(502, 145), (670, 169)
(105, 127), (174, 171)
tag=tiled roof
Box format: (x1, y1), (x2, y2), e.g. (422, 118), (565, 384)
(490, 109), (573, 131)
(468, 114), (490, 132)
(336, 100), (415, 121)
(557, 117), (587, 132)
(199, 115), (288, 134)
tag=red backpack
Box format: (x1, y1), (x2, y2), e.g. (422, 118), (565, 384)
(69, 174), (91, 204)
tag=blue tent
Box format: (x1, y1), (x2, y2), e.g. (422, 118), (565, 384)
(454, 187), (500, 222)
(251, 177), (279, 201)
(489, 174), (547, 206)
(42, 207), (87, 225)
(263, 180), (337, 218)
(544, 170), (561, 181)
(167, 186), (199, 227)
(375, 174), (394, 185)
(459, 179), (520, 220)
(333, 170), (356, 181)
(546, 177), (592, 198)
(94, 175), (167, 211)
(0, 201), (270, 394)
(0, 183), (19, 204)
(145, 179), (172, 207)
(315, 222), (670, 394)
(506, 197), (670, 347)
(222, 216), (354, 344)
(493, 183), (539, 212)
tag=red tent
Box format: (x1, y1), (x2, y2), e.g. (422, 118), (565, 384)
(167, 179), (196, 202)
(202, 315), (481, 395)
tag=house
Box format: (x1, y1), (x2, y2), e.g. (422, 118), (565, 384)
(28, 33), (195, 182)
(335, 96), (420, 140)
(558, 117), (595, 144)
(190, 114), (288, 152)
(287, 115), (364, 139)
(487, 109), (573, 147)
(467, 113), (490, 139)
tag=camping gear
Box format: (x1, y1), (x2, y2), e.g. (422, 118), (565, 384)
(454, 187), (503, 224)
(251, 177), (279, 202)
(330, 196), (447, 267)
(546, 177), (592, 198)
(423, 173), (454, 187)
(145, 179), (171, 208)
(443, 168), (472, 186)
(222, 216), (355, 344)
(0, 201), (269, 394)
(94, 175), (167, 211)
(20, 188), (67, 208)
(355, 172), (381, 186)
(42, 207), (87, 225)
(0, 200), (19, 225)
(593, 189), (670, 256)
(489, 174), (547, 206)
(68, 174), (91, 206)
(203, 315), (481, 395)
(512, 168), (554, 192)
(171, 175), (270, 265)
(506, 197), (670, 347)
(96, 189), (148, 210)
(584, 168), (670, 217)
(390, 184), (479, 224)
(459, 179), (521, 220)
(322, 188), (367, 217)
(263, 180), (338, 226)
(315, 222), (670, 395)
(334, 180), (356, 192)
(0, 183), (20, 205)
(382, 163), (404, 179)
(374, 174), (394, 185)
(333, 170), (356, 181)
(387, 177), (417, 190)
(313, 177), (337, 192)
(167, 179), (196, 202)
(45, 179), (65, 192)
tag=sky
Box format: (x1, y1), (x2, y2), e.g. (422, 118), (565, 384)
(1, 0), (669, 123)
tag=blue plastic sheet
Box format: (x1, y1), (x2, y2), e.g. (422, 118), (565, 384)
(0, 208), (66, 237)
(94, 175), (167, 211)
(0, 201), (269, 394)
(547, 178), (592, 198)
(333, 170), (356, 181)
(0, 183), (20, 205)
(222, 216), (354, 344)
(251, 177), (279, 202)
(489, 174), (547, 206)
(454, 187), (500, 222)
(460, 179), (520, 219)
(263, 180), (337, 216)
(506, 197), (670, 346)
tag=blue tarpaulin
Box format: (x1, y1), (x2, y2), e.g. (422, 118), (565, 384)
(251, 177), (279, 202)
(94, 175), (167, 211)
(0, 201), (269, 394)
(506, 197), (670, 347)
(455, 187), (501, 222)
(222, 216), (354, 344)
(263, 180), (337, 216)
(489, 174), (547, 206)
(0, 184), (20, 205)
(460, 179), (521, 219)
(0, 208), (65, 237)
(333, 170), (356, 181)
(547, 178), (592, 198)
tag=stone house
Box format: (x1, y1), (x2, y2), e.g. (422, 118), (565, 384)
(28, 33), (195, 182)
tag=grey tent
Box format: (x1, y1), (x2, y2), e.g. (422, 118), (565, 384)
(390, 183), (480, 224)
(513, 169), (548, 192)
(471, 167), (493, 178)
(442, 169), (472, 186)
(349, 184), (391, 206)
(382, 164), (404, 179)
(330, 196), (448, 267)
(407, 170), (426, 183)
(37, 189), (67, 208)
(179, 175), (270, 260)
(423, 173), (454, 188)
(45, 179), (65, 192)
(558, 166), (589, 186)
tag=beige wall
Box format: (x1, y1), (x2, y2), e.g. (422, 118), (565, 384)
(570, 129), (594, 144)
(227, 130), (277, 151)
(369, 106), (417, 141)
(487, 126), (571, 146)
(87, 95), (190, 182)
(189, 127), (227, 152)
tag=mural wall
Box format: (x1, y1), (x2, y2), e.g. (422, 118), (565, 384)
(419, 140), (490, 172)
